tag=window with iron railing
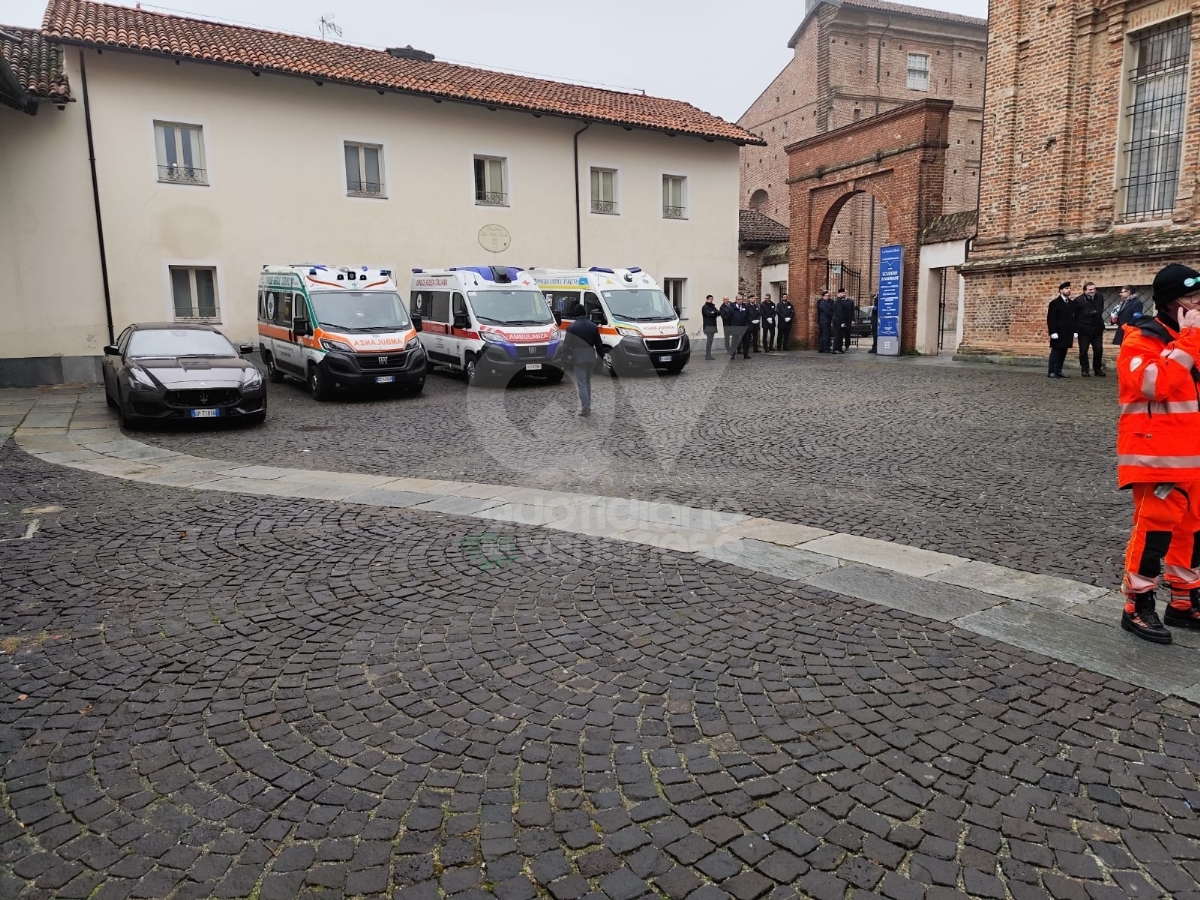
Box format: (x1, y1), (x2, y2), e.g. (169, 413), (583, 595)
(170, 267), (219, 322)
(345, 142), (385, 197)
(663, 175), (687, 219)
(1122, 18), (1191, 222)
(474, 156), (508, 206)
(155, 122), (207, 186)
(591, 167), (618, 214)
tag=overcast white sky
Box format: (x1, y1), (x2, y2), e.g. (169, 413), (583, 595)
(6, 0), (989, 122)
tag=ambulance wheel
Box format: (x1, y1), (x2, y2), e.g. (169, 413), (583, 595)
(465, 355), (480, 386)
(308, 364), (332, 401)
(105, 387), (117, 408)
(543, 369), (564, 384)
(265, 353), (285, 384)
(601, 350), (618, 378)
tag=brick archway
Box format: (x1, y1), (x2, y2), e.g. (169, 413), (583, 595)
(785, 99), (952, 352)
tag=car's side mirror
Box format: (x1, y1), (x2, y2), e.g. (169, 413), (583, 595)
(412, 316), (422, 332)
(453, 314), (470, 330)
(238, 343), (254, 355)
(103, 345), (120, 356)
(292, 317), (311, 336)
(589, 311), (606, 325)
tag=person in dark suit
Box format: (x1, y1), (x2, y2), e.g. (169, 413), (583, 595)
(1073, 281), (1107, 376)
(868, 296), (879, 353)
(817, 291), (834, 352)
(1047, 281), (1075, 378)
(701, 295), (719, 360)
(833, 289), (853, 354)
(776, 295), (795, 350)
(565, 315), (605, 415)
(761, 294), (777, 353)
(1112, 286), (1143, 346)
(748, 298), (762, 353)
(719, 296), (734, 354)
(730, 298), (752, 359)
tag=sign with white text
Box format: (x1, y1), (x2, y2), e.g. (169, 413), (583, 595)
(877, 244), (903, 356)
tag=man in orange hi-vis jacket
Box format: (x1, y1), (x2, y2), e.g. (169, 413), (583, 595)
(1117, 263), (1200, 644)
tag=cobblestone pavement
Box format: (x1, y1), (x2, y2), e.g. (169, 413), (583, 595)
(135, 352), (1127, 589)
(3, 388), (1200, 900)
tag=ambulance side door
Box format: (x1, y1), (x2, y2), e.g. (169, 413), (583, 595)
(425, 291), (451, 363)
(450, 292), (470, 366)
(272, 290), (301, 373)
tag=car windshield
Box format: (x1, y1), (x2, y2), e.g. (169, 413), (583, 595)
(310, 291), (412, 332)
(468, 290), (555, 326)
(128, 329), (237, 358)
(602, 289), (677, 322)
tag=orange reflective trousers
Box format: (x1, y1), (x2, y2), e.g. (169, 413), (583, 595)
(1123, 481), (1200, 613)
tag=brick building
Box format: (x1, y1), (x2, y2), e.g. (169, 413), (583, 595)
(738, 0), (986, 299)
(959, 0), (1200, 361)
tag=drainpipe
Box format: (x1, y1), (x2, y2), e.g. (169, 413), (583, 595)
(79, 49), (115, 345)
(573, 121), (591, 266)
(868, 16), (895, 295)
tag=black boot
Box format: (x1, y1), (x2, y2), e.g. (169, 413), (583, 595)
(1164, 588), (1200, 631)
(1121, 591), (1173, 644)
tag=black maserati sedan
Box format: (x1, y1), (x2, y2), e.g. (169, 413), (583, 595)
(102, 323), (267, 427)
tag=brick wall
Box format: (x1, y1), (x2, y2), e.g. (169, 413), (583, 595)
(961, 0), (1200, 359)
(786, 100), (952, 351)
(739, 2), (986, 256)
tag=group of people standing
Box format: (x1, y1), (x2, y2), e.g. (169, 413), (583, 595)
(816, 289), (860, 354)
(700, 294), (796, 359)
(1046, 280), (1144, 378)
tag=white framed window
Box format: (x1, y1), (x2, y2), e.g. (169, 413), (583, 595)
(1122, 18), (1191, 221)
(591, 168), (618, 214)
(345, 142), (384, 197)
(906, 54), (929, 91)
(474, 156), (507, 206)
(170, 267), (219, 321)
(663, 278), (686, 317)
(663, 175), (687, 219)
(154, 122), (206, 185)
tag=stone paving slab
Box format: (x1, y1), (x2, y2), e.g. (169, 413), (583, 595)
(931, 558), (1109, 610)
(957, 603), (1200, 697)
(697, 538), (841, 582)
(723, 517), (833, 546)
(799, 532), (966, 577)
(410, 495), (507, 516)
(804, 563), (1007, 622)
(341, 488), (436, 507)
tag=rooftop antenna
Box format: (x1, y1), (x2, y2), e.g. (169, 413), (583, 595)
(318, 14), (342, 40)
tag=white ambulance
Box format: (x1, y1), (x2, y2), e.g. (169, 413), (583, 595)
(257, 265), (426, 400)
(408, 266), (565, 386)
(530, 267), (691, 375)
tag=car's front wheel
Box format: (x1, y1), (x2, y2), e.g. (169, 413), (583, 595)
(308, 364), (331, 401)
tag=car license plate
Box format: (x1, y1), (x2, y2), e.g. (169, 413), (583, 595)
(189, 409), (219, 418)
(375, 375), (396, 384)
(525, 363), (542, 371)
(659, 355), (673, 362)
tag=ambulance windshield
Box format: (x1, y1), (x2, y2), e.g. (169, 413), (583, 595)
(468, 289), (555, 326)
(310, 291), (412, 332)
(602, 289), (676, 322)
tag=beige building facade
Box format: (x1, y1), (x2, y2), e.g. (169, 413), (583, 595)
(0, 1), (758, 385)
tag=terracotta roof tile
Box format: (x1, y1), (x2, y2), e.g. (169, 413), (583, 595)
(739, 209), (790, 245)
(920, 210), (977, 245)
(42, 0), (764, 145)
(0, 24), (71, 104)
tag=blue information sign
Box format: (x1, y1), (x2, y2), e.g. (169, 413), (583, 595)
(877, 244), (903, 356)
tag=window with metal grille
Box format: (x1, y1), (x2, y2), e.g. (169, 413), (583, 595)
(663, 175), (687, 219)
(591, 168), (617, 213)
(474, 156), (507, 205)
(154, 122), (207, 185)
(345, 142), (384, 196)
(906, 54), (929, 91)
(1122, 18), (1191, 222)
(663, 278), (686, 316)
(170, 267), (219, 321)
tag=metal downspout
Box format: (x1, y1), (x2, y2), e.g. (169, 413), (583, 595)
(573, 121), (592, 266)
(79, 49), (114, 344)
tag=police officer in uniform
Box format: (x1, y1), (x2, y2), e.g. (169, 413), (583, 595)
(719, 297), (734, 355)
(748, 297), (762, 353)
(817, 291), (834, 352)
(776, 295), (795, 350)
(761, 294), (777, 354)
(730, 298), (752, 359)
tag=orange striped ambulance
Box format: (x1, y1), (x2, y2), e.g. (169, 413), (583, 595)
(530, 267), (691, 376)
(257, 265), (426, 401)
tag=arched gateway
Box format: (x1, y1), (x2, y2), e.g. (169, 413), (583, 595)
(785, 99), (952, 352)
